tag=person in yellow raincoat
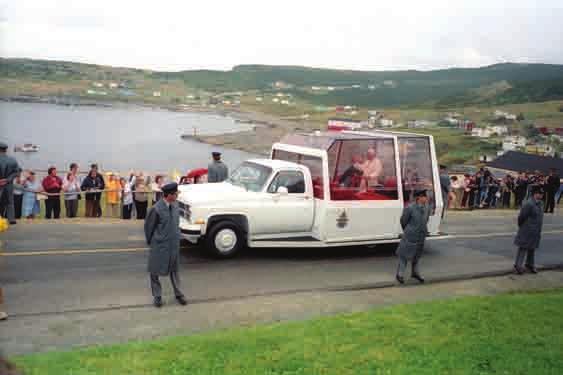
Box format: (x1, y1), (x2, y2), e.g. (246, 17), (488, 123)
(105, 172), (121, 218)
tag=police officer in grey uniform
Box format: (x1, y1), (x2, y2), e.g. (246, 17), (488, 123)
(396, 189), (430, 284)
(0, 142), (22, 224)
(144, 182), (187, 308)
(207, 151), (229, 183)
(514, 184), (544, 274)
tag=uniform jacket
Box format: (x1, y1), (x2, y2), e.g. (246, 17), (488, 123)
(397, 203), (430, 259)
(439, 173), (451, 202)
(207, 161), (229, 183)
(0, 154), (21, 182)
(144, 199), (181, 276)
(514, 197), (544, 249)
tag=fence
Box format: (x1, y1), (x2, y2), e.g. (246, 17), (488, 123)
(11, 188), (162, 220)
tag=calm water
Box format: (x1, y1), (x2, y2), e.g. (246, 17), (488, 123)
(0, 101), (258, 174)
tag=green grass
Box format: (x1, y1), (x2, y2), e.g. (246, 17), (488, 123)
(14, 289), (563, 375)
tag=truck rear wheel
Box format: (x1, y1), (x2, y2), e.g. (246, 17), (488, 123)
(206, 221), (243, 258)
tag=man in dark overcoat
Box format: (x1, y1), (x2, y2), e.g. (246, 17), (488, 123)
(144, 182), (187, 307)
(514, 184), (544, 274)
(207, 151), (229, 183)
(544, 168), (560, 214)
(396, 189), (430, 284)
(0, 142), (22, 224)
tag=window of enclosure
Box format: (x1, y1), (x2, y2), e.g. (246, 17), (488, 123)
(267, 171), (306, 194)
(272, 149), (325, 199)
(397, 137), (436, 210)
(329, 138), (398, 201)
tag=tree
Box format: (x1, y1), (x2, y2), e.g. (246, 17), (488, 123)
(516, 113), (525, 121)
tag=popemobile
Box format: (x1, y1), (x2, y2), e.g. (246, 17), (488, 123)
(178, 130), (446, 257)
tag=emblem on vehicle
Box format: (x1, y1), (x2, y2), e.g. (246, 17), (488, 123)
(336, 210), (349, 228)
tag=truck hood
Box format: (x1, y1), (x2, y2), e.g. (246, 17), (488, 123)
(178, 182), (252, 205)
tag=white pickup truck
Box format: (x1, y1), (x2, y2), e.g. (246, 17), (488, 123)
(178, 130), (444, 257)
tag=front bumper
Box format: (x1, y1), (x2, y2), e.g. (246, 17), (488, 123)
(179, 218), (203, 243)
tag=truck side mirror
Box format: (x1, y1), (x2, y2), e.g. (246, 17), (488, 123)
(277, 186), (289, 195)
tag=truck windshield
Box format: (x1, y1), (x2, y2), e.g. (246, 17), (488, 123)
(228, 162), (272, 192)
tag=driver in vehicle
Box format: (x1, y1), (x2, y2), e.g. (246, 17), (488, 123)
(338, 154), (364, 187)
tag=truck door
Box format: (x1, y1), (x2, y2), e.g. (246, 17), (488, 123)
(261, 170), (314, 234)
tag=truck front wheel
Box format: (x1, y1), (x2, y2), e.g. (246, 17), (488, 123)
(206, 221), (243, 258)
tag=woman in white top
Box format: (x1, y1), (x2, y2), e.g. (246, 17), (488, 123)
(450, 176), (462, 209)
(150, 175), (164, 205)
(120, 177), (133, 219)
(63, 172), (81, 218)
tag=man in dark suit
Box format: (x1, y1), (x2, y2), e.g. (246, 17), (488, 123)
(544, 168), (560, 214)
(144, 182), (187, 308)
(514, 185), (544, 274)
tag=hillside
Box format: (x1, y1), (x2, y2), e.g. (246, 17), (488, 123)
(2, 58), (563, 107)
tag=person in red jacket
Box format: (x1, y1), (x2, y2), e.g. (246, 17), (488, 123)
(42, 166), (63, 219)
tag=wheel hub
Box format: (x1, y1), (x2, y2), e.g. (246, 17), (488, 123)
(215, 228), (237, 253)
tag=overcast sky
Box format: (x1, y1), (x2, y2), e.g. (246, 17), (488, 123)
(1, 0), (563, 72)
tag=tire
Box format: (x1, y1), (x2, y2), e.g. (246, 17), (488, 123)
(205, 221), (244, 258)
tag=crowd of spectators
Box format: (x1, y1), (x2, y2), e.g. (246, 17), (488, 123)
(447, 167), (561, 213)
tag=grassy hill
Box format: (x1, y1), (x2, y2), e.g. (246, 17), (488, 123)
(2, 58), (563, 107)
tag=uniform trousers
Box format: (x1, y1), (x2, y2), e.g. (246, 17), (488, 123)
(150, 271), (184, 298)
(515, 247), (536, 269)
(397, 243), (424, 278)
(0, 185), (15, 222)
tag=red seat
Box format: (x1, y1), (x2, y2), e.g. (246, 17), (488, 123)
(355, 191), (390, 200)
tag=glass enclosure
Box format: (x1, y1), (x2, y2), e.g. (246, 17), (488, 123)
(328, 138), (398, 201)
(397, 137), (436, 210)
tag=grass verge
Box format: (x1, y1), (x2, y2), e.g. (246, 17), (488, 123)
(14, 289), (563, 375)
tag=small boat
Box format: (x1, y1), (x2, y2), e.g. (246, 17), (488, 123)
(180, 127), (199, 139)
(14, 143), (40, 152)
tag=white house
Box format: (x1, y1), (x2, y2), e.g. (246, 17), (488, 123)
(92, 82), (104, 88)
(488, 125), (509, 136)
(378, 119), (394, 128)
(472, 127), (493, 138)
(327, 118), (362, 131)
(109, 82), (118, 89)
(408, 120), (431, 129)
(493, 110), (517, 121)
(444, 117), (459, 126)
(255, 97), (263, 102)
(153, 91), (161, 97)
(502, 136), (527, 151)
(272, 98), (280, 103)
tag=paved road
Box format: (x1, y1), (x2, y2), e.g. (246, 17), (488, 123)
(0, 211), (562, 354)
(1, 211), (562, 316)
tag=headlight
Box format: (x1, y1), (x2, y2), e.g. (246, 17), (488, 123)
(194, 218), (206, 225)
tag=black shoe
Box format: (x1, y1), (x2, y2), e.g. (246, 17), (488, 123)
(9, 221), (16, 225)
(176, 295), (188, 305)
(526, 265), (538, 274)
(396, 275), (405, 284)
(514, 265), (524, 275)
(153, 297), (163, 308)
(412, 273), (425, 283)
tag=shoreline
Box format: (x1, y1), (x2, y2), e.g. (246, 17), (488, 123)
(2, 95), (315, 156)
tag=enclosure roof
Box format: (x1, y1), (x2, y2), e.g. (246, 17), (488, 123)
(279, 131), (396, 150)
